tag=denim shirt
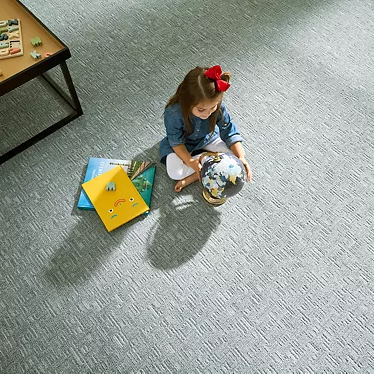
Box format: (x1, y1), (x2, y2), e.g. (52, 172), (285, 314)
(159, 102), (243, 164)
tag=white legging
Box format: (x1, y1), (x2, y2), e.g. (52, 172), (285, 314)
(166, 137), (232, 180)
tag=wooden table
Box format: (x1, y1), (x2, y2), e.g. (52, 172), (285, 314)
(0, 0), (82, 164)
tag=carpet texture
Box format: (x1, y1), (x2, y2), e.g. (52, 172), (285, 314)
(1, 0), (373, 372)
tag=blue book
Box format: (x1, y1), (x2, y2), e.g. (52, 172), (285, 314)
(78, 157), (156, 215)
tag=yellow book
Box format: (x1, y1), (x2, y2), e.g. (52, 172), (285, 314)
(82, 165), (149, 232)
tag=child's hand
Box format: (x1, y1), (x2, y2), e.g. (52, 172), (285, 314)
(188, 158), (202, 181)
(239, 157), (252, 182)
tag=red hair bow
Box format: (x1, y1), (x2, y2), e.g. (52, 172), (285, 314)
(204, 65), (231, 92)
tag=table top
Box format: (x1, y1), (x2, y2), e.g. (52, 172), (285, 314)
(0, 0), (67, 82)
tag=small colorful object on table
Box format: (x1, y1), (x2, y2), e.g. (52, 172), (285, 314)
(0, 19), (23, 60)
(9, 47), (21, 55)
(30, 49), (41, 59)
(31, 36), (42, 47)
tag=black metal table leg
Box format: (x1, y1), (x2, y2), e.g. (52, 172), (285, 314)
(0, 62), (83, 165)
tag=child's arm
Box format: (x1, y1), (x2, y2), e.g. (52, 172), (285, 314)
(230, 142), (252, 182)
(216, 104), (252, 181)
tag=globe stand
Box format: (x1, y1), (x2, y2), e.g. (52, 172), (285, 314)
(202, 189), (227, 206)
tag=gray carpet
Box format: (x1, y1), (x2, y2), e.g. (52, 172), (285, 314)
(1, 0), (374, 372)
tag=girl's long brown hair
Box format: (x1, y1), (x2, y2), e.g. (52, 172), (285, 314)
(166, 66), (231, 134)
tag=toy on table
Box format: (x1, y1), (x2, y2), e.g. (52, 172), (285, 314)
(30, 50), (41, 59)
(31, 36), (42, 47)
(0, 19), (23, 60)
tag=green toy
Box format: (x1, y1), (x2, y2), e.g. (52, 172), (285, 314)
(31, 36), (42, 47)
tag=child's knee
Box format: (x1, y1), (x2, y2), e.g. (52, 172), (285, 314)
(166, 153), (184, 180)
(167, 168), (184, 180)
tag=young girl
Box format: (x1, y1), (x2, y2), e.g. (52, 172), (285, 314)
(159, 65), (252, 192)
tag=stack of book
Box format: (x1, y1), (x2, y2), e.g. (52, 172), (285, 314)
(78, 157), (156, 232)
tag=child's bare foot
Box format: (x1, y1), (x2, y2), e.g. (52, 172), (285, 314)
(175, 173), (199, 192)
(175, 179), (186, 192)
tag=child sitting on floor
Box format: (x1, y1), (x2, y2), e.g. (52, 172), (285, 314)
(159, 65), (252, 192)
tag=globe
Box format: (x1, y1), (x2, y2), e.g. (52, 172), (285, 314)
(200, 152), (247, 204)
